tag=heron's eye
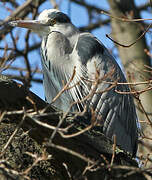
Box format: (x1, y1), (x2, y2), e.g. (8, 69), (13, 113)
(49, 19), (56, 26)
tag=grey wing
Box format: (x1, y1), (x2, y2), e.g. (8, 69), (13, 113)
(76, 33), (138, 156)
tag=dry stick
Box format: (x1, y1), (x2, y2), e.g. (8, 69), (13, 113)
(51, 66), (76, 104)
(83, 159), (152, 178)
(96, 83), (117, 94)
(144, 65), (152, 72)
(0, 43), (16, 73)
(110, 135), (116, 166)
(120, 166), (152, 180)
(62, 163), (72, 179)
(128, 79), (152, 128)
(45, 66), (133, 143)
(66, 105), (88, 125)
(106, 164), (152, 173)
(1, 0), (33, 25)
(106, 23), (152, 48)
(101, 11), (152, 48)
(55, 67), (116, 133)
(101, 11), (152, 22)
(80, 67), (115, 84)
(47, 142), (96, 165)
(0, 32), (19, 72)
(0, 111), (6, 123)
(82, 153), (108, 176)
(144, 154), (150, 167)
(48, 67), (77, 142)
(49, 109), (71, 142)
(79, 19), (110, 32)
(25, 114), (67, 133)
(83, 162), (101, 176)
(10, 30), (18, 50)
(64, 81), (80, 91)
(2, 74), (42, 84)
(143, 173), (152, 180)
(0, 42), (40, 54)
(26, 95), (38, 113)
(59, 69), (116, 137)
(59, 122), (97, 138)
(137, 98), (152, 128)
(100, 154), (109, 165)
(70, 67), (116, 107)
(60, 107), (95, 139)
(23, 4), (39, 84)
(115, 86), (152, 95)
(41, 66), (76, 114)
(103, 79), (152, 86)
(22, 151), (51, 176)
(5, 66), (41, 73)
(0, 57), (15, 73)
(71, 0), (106, 14)
(139, 120), (152, 125)
(142, 135), (152, 141)
(5, 109), (34, 115)
(24, 30), (32, 82)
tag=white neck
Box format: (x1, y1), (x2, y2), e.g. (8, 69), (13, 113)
(52, 23), (79, 36)
(50, 23), (79, 47)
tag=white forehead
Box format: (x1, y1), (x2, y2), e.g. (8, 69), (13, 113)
(38, 9), (60, 21)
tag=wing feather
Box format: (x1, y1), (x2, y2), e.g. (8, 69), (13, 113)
(75, 33), (138, 155)
(42, 31), (138, 156)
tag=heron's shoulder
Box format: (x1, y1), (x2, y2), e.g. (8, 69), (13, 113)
(77, 32), (104, 49)
(76, 33), (105, 64)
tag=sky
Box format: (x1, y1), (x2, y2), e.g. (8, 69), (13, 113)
(0, 0), (151, 101)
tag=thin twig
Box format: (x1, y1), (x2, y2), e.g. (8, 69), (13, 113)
(59, 122), (97, 138)
(110, 135), (116, 166)
(137, 98), (152, 128)
(101, 11), (152, 22)
(51, 66), (76, 104)
(115, 86), (152, 95)
(0, 0), (33, 25)
(47, 142), (96, 165)
(25, 114), (67, 133)
(106, 23), (152, 48)
(0, 111), (6, 123)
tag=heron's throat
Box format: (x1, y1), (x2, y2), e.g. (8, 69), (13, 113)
(49, 23), (79, 46)
(41, 31), (73, 65)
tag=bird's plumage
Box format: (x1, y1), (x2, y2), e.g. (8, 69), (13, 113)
(9, 9), (138, 156)
(39, 10), (138, 155)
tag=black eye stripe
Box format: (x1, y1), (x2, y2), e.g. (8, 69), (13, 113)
(48, 12), (70, 24)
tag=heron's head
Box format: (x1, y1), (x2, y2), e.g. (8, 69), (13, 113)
(9, 9), (71, 36)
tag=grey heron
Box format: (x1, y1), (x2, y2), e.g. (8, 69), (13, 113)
(9, 9), (138, 156)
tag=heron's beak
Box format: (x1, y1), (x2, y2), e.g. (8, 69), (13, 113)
(9, 20), (46, 32)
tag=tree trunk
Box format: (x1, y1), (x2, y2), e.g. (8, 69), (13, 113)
(108, 0), (152, 165)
